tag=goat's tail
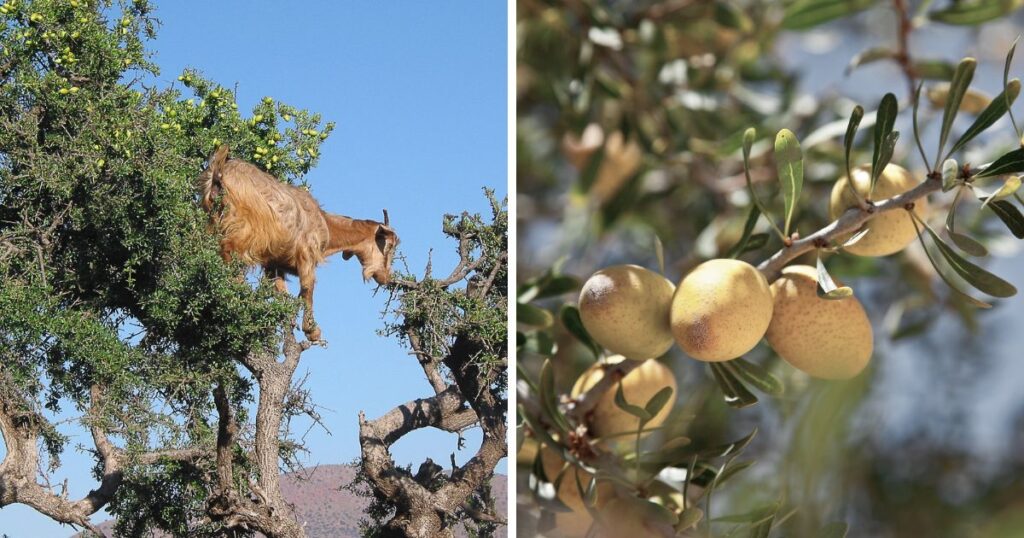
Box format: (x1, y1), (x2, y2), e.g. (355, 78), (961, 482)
(198, 145), (231, 212)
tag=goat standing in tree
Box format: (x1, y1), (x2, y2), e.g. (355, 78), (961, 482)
(197, 145), (399, 342)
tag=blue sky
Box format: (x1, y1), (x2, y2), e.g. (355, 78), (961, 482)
(0, 1), (507, 535)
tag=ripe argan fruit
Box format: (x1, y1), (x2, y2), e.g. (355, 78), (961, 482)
(829, 163), (930, 257)
(578, 265), (676, 360)
(670, 259), (773, 361)
(595, 495), (677, 537)
(571, 355), (677, 439)
(765, 265), (873, 379)
(539, 445), (612, 537)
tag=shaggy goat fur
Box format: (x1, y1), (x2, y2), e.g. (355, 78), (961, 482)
(198, 145), (399, 341)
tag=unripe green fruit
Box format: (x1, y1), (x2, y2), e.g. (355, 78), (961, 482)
(829, 163), (929, 257)
(578, 265), (675, 360)
(765, 265), (872, 379)
(670, 259), (773, 361)
(571, 355), (677, 439)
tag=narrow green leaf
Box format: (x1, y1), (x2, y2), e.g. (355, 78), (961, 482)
(654, 234), (665, 275)
(782, 0), (877, 30)
(846, 47), (895, 75)
(725, 358), (784, 396)
(911, 215), (994, 308)
(913, 83), (931, 171)
(930, 0), (1024, 25)
(726, 205), (762, 258)
(614, 381), (652, 421)
(540, 360), (573, 432)
(743, 233), (769, 252)
(912, 59), (956, 80)
(844, 105), (864, 181)
(520, 405), (564, 458)
(936, 58), (978, 164)
(949, 231), (989, 257)
(872, 93), (898, 191)
(676, 507), (704, 532)
(1005, 36), (1021, 136)
(710, 362), (758, 408)
(714, 459), (755, 484)
(949, 79), (1021, 156)
(816, 254), (855, 300)
(644, 386), (674, 418)
(986, 198), (1024, 238)
(915, 213), (1017, 297)
(775, 128), (803, 236)
(977, 148), (1024, 178)
(873, 131), (900, 195)
(979, 175), (1022, 213)
(559, 305), (601, 358)
(518, 303), (554, 328)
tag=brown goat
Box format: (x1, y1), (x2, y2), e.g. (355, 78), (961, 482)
(197, 145), (399, 341)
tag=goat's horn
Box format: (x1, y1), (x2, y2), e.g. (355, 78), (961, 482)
(382, 209), (389, 227)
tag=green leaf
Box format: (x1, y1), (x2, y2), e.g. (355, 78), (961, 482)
(714, 459), (755, 484)
(742, 233), (769, 252)
(844, 105), (864, 181)
(912, 82), (932, 171)
(915, 213), (1017, 298)
(947, 187), (988, 256)
(949, 79), (1021, 156)
(845, 47), (895, 75)
(979, 175), (1022, 212)
(726, 205), (762, 258)
(518, 302), (554, 328)
(930, 0), (1024, 25)
(676, 507), (704, 532)
(986, 198), (1024, 238)
(654, 233), (665, 275)
(816, 254), (854, 300)
(782, 0), (877, 30)
(559, 305), (601, 358)
(1006, 37), (1021, 136)
(710, 362), (758, 408)
(614, 381), (652, 421)
(774, 128), (803, 236)
(819, 521), (850, 538)
(948, 231), (989, 257)
(540, 360), (573, 433)
(936, 58), (978, 164)
(911, 216), (994, 308)
(912, 59), (956, 80)
(644, 386), (674, 418)
(976, 148), (1024, 178)
(871, 93), (898, 193)
(725, 358), (784, 396)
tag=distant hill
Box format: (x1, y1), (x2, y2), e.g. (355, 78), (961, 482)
(76, 464), (507, 537)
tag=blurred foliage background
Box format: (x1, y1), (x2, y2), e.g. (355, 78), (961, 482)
(517, 1), (1024, 536)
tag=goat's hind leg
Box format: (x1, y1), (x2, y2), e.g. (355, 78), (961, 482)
(298, 266), (322, 342)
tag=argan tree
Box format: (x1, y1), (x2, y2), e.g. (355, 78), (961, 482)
(0, 1), (496, 537)
(349, 192), (508, 537)
(517, 1), (1024, 537)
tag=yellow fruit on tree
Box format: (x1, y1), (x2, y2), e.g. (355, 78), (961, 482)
(570, 355), (677, 439)
(765, 265), (873, 379)
(538, 444), (612, 537)
(578, 264), (675, 360)
(670, 259), (773, 361)
(829, 163), (929, 257)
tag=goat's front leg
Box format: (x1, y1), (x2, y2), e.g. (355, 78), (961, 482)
(298, 267), (321, 342)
